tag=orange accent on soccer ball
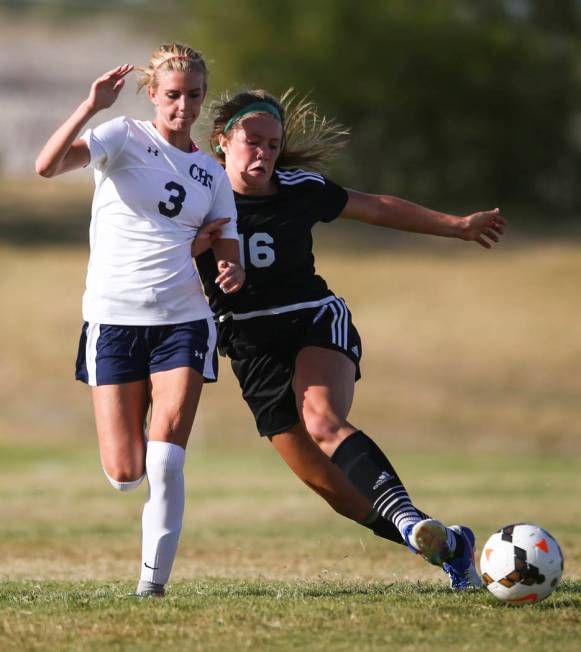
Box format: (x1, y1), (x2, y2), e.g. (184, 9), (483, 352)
(485, 548), (494, 561)
(508, 593), (538, 603)
(482, 572), (494, 586)
(535, 539), (549, 553)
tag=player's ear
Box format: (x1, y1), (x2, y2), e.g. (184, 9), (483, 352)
(218, 134), (229, 154)
(147, 84), (157, 105)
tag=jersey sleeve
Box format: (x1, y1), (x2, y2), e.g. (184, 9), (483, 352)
(80, 116), (130, 172)
(204, 167), (238, 240)
(314, 176), (349, 223)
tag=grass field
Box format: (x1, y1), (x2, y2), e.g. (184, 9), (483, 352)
(1, 444), (580, 651)
(1, 180), (580, 650)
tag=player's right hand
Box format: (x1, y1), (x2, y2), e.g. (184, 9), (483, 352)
(86, 65), (134, 112)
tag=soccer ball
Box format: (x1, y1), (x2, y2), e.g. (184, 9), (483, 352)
(480, 523), (564, 604)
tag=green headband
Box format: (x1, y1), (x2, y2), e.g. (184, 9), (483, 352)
(215, 101), (282, 154)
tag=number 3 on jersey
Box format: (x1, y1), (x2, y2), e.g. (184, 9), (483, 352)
(158, 181), (186, 218)
(239, 233), (275, 268)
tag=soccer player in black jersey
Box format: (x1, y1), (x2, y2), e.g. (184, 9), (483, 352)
(196, 90), (507, 590)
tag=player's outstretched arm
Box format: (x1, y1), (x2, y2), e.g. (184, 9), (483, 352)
(35, 64), (133, 178)
(340, 189), (507, 249)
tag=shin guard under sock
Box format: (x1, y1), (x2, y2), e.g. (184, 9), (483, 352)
(331, 431), (430, 544)
(139, 441), (185, 587)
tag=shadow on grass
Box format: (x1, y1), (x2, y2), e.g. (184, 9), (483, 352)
(2, 580), (579, 612)
(0, 579), (520, 600)
(480, 580), (581, 610)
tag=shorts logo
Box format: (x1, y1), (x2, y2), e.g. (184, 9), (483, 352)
(193, 350), (204, 360)
(351, 345), (360, 358)
(373, 471), (394, 490)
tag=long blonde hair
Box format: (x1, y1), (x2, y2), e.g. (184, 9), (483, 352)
(136, 42), (208, 93)
(210, 89), (349, 172)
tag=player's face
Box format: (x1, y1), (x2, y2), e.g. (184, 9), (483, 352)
(149, 70), (206, 135)
(221, 115), (282, 195)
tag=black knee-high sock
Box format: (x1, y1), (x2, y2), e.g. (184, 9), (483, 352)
(331, 430), (430, 545)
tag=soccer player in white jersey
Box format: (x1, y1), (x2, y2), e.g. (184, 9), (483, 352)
(196, 90), (507, 590)
(35, 43), (244, 597)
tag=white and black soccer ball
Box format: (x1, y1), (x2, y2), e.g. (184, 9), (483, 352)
(480, 523), (564, 604)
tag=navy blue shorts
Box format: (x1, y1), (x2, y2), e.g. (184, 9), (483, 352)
(75, 319), (218, 386)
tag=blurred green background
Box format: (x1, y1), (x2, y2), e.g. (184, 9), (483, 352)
(4, 0), (581, 218)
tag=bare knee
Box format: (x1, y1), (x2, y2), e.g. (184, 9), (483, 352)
(303, 413), (350, 456)
(103, 461), (145, 492)
(307, 414), (340, 444)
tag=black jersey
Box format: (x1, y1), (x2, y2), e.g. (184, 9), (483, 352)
(196, 168), (349, 317)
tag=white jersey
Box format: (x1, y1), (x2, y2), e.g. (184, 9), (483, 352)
(80, 116), (237, 325)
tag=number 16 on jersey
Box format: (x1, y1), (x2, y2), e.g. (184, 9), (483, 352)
(239, 233), (275, 269)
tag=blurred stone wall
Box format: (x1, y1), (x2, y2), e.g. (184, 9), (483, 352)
(0, 11), (174, 178)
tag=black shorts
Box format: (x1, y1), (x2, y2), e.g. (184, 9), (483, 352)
(218, 296), (362, 437)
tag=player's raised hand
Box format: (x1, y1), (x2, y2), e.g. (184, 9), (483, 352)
(36, 64), (133, 177)
(461, 208), (507, 249)
(86, 65), (134, 113)
(191, 218), (231, 258)
(215, 259), (245, 294)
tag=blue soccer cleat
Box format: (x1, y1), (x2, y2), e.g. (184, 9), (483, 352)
(403, 518), (452, 567)
(442, 525), (483, 590)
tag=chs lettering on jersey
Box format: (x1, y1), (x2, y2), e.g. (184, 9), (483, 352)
(81, 116), (238, 326)
(196, 168), (348, 317)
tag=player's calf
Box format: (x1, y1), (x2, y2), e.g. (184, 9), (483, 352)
(138, 441), (186, 594)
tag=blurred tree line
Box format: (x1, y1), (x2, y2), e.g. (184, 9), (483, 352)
(182, 0), (581, 215)
(7, 0), (581, 215)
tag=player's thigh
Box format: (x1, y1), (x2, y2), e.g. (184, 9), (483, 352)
(91, 380), (150, 478)
(148, 366), (204, 448)
(293, 346), (356, 423)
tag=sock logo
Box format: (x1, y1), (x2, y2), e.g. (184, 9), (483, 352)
(373, 471), (394, 491)
(144, 562), (159, 570)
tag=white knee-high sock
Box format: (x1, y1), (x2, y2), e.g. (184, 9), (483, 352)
(140, 441), (186, 586)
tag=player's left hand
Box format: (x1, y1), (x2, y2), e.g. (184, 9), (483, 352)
(461, 208), (507, 248)
(215, 260), (245, 294)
